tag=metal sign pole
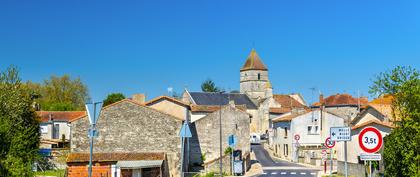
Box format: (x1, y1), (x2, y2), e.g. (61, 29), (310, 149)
(180, 137), (184, 177)
(369, 161), (372, 177)
(344, 141), (348, 177)
(330, 148), (333, 177)
(88, 127), (93, 177)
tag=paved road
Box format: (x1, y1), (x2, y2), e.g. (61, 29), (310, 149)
(252, 144), (319, 177)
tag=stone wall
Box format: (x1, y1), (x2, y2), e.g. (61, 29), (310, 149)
(325, 106), (359, 123)
(240, 70), (269, 100)
(337, 161), (365, 177)
(70, 100), (183, 177)
(189, 105), (250, 173)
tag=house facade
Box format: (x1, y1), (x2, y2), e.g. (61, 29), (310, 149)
(68, 99), (184, 177)
(271, 109), (345, 165)
(38, 111), (85, 149)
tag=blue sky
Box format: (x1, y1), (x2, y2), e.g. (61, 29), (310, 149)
(1, 0), (419, 104)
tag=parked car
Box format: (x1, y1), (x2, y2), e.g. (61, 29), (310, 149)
(250, 133), (261, 144)
(260, 133), (268, 140)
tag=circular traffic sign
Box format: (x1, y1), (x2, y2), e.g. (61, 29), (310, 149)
(325, 137), (335, 148)
(358, 126), (383, 153)
(294, 134), (300, 141)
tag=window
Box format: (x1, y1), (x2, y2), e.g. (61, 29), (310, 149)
(308, 125), (320, 135)
(307, 126), (312, 134)
(315, 126), (319, 133)
(284, 128), (288, 138)
(258, 73), (261, 80)
(53, 124), (59, 139)
(284, 144), (289, 156)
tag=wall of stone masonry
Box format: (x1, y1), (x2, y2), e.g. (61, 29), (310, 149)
(189, 105), (250, 173)
(70, 101), (183, 177)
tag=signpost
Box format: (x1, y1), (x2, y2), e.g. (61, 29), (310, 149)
(85, 102), (103, 177)
(294, 134), (300, 141)
(358, 127), (383, 177)
(330, 127), (351, 177)
(228, 135), (236, 175)
(325, 137), (335, 177)
(293, 134), (300, 162)
(179, 122), (192, 177)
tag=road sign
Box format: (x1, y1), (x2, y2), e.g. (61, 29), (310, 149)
(325, 137), (336, 148)
(358, 126), (383, 153)
(360, 153), (382, 161)
(294, 134), (300, 141)
(228, 135), (237, 147)
(85, 102), (103, 125)
(330, 127), (351, 141)
(179, 122), (192, 138)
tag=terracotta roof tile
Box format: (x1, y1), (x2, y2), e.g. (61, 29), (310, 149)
(67, 152), (165, 163)
(37, 111), (86, 123)
(369, 94), (394, 105)
(145, 96), (190, 107)
(269, 107), (292, 114)
(272, 94), (307, 109)
(240, 49), (268, 71)
(351, 120), (394, 130)
(312, 94), (368, 107)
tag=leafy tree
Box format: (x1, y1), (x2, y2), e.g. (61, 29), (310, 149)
(103, 93), (126, 107)
(24, 75), (90, 111)
(370, 66), (420, 176)
(201, 79), (222, 92)
(0, 66), (40, 176)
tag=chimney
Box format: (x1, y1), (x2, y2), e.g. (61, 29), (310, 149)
(132, 94), (146, 104)
(319, 94), (324, 105)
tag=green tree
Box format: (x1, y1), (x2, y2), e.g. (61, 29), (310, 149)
(0, 66), (40, 176)
(201, 79), (222, 92)
(370, 66), (420, 176)
(103, 93), (126, 107)
(24, 75), (90, 111)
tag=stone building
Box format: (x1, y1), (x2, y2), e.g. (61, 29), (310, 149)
(189, 103), (251, 173)
(68, 99), (184, 177)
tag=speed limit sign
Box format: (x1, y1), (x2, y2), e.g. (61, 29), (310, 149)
(358, 126), (383, 153)
(325, 137), (335, 148)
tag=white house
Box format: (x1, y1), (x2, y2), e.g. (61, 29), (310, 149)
(271, 109), (345, 166)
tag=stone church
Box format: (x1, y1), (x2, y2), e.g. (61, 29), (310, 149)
(184, 49), (307, 134)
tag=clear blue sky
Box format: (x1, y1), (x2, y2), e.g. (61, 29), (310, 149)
(1, 0), (419, 104)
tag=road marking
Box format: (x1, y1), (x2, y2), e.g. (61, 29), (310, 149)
(290, 172), (297, 175)
(301, 172), (306, 175)
(262, 166), (317, 170)
(262, 172), (267, 175)
(311, 172), (317, 175)
(281, 172), (287, 175)
(271, 172), (277, 175)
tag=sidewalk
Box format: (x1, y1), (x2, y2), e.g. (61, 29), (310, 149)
(243, 151), (263, 177)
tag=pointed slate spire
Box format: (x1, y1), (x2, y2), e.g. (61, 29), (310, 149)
(240, 49), (268, 71)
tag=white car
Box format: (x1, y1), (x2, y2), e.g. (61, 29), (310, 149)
(250, 134), (261, 144)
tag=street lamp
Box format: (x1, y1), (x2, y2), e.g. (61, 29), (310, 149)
(85, 101), (103, 177)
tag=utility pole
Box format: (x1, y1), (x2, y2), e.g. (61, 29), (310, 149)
(219, 91), (223, 176)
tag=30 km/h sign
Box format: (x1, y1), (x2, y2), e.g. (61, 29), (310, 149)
(358, 126), (383, 153)
(325, 137), (335, 148)
(294, 134), (300, 141)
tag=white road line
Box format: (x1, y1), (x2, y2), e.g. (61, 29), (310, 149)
(262, 172), (267, 175)
(310, 172), (317, 175)
(271, 172), (277, 175)
(291, 172), (297, 175)
(301, 172), (306, 175)
(281, 172), (287, 175)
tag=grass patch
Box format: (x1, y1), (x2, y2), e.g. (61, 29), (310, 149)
(34, 169), (65, 177)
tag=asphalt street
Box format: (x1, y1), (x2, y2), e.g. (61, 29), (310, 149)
(252, 144), (319, 177)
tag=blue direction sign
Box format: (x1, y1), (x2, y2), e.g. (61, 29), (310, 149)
(228, 135), (237, 147)
(179, 122), (192, 138)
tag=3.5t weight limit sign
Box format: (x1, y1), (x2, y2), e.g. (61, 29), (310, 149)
(358, 127), (383, 153)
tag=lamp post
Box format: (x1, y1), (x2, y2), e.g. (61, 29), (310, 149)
(85, 101), (103, 177)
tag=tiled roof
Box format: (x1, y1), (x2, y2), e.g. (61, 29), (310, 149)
(312, 94), (368, 107)
(69, 99), (184, 122)
(351, 120), (394, 130)
(269, 107), (292, 114)
(273, 94), (307, 109)
(67, 152), (165, 163)
(272, 110), (311, 123)
(240, 49), (268, 71)
(37, 111), (86, 123)
(370, 94), (394, 104)
(145, 96), (190, 107)
(188, 92), (257, 110)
